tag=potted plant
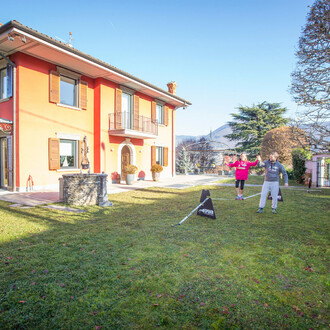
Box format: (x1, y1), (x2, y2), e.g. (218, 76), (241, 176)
(138, 170), (146, 181)
(124, 165), (138, 185)
(150, 164), (163, 181)
(111, 172), (119, 184)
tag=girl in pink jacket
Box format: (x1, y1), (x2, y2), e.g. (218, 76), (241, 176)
(225, 153), (259, 200)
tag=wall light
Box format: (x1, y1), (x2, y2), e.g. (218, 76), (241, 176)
(110, 148), (114, 152)
(7, 34), (14, 42)
(21, 36), (26, 43)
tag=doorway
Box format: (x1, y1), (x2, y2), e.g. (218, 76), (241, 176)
(0, 138), (8, 189)
(121, 145), (131, 182)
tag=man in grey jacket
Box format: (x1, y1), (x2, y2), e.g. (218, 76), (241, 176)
(256, 152), (288, 214)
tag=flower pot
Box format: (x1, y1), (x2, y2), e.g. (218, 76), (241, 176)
(152, 172), (160, 182)
(126, 173), (135, 185)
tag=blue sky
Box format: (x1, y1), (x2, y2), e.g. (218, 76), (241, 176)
(1, 0), (313, 135)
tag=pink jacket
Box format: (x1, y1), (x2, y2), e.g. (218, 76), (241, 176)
(226, 160), (258, 180)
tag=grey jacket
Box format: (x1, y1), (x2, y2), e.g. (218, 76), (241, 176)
(258, 160), (288, 183)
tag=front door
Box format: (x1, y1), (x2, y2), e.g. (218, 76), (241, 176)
(121, 145), (130, 182)
(0, 138), (8, 189)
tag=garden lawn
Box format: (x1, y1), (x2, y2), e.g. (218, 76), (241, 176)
(0, 183), (329, 329)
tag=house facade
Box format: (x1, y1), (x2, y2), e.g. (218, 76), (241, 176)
(0, 21), (191, 192)
(306, 154), (330, 187)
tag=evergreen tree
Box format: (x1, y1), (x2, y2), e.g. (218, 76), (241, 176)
(290, 0), (330, 152)
(176, 147), (194, 175)
(225, 102), (288, 156)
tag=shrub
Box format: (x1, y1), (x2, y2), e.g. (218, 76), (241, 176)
(138, 171), (145, 179)
(110, 172), (118, 180)
(292, 148), (311, 183)
(151, 164), (163, 173)
(110, 171), (120, 183)
(124, 165), (138, 174)
(260, 126), (307, 168)
(286, 169), (295, 180)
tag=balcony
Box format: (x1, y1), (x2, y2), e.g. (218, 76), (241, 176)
(109, 112), (158, 139)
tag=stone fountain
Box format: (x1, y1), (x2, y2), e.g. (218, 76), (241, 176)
(61, 136), (113, 207)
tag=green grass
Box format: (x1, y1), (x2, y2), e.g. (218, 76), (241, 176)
(0, 184), (329, 329)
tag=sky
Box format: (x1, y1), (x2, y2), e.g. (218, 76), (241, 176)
(1, 0), (314, 136)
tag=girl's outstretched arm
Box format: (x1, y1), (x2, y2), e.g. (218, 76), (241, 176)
(248, 159), (259, 167)
(226, 161), (238, 168)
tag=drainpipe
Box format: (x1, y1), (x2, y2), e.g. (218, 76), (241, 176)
(0, 52), (16, 192)
(12, 66), (16, 192)
(172, 108), (175, 177)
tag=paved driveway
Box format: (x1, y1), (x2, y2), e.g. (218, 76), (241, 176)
(0, 191), (61, 207)
(0, 174), (223, 207)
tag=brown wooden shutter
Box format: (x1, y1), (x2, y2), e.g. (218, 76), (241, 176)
(78, 140), (83, 168)
(164, 106), (169, 126)
(151, 101), (156, 122)
(164, 147), (168, 167)
(48, 138), (60, 170)
(151, 146), (156, 166)
(134, 95), (139, 130)
(49, 71), (60, 103)
(79, 80), (88, 110)
(115, 88), (122, 129)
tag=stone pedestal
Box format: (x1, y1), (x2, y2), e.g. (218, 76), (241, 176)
(62, 173), (113, 207)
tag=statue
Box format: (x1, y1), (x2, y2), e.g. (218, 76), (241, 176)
(81, 136), (90, 172)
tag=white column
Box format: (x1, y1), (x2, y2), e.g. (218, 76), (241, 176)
(320, 157), (325, 187)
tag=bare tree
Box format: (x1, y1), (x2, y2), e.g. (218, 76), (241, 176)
(290, 0), (330, 152)
(194, 137), (214, 167)
(176, 137), (217, 173)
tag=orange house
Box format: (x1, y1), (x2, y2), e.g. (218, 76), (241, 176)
(0, 21), (191, 192)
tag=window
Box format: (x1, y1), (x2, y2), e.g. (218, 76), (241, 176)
(49, 136), (82, 170)
(0, 68), (8, 99)
(156, 146), (164, 165)
(122, 92), (132, 129)
(49, 68), (87, 110)
(152, 101), (168, 126)
(60, 139), (78, 168)
(156, 147), (169, 166)
(151, 146), (168, 167)
(0, 66), (13, 100)
(156, 104), (164, 125)
(60, 75), (78, 107)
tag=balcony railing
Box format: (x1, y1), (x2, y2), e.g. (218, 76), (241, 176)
(109, 112), (158, 138)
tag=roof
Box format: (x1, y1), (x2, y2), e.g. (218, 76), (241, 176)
(0, 20), (191, 108)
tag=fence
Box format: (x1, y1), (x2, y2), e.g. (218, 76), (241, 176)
(109, 112), (158, 136)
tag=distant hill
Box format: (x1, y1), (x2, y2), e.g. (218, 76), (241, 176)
(176, 124), (237, 149)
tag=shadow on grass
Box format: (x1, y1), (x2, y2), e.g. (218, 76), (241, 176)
(0, 202), (80, 228)
(141, 188), (187, 195)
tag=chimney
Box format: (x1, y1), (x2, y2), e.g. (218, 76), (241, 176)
(167, 81), (177, 95)
(0, 22), (3, 27)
